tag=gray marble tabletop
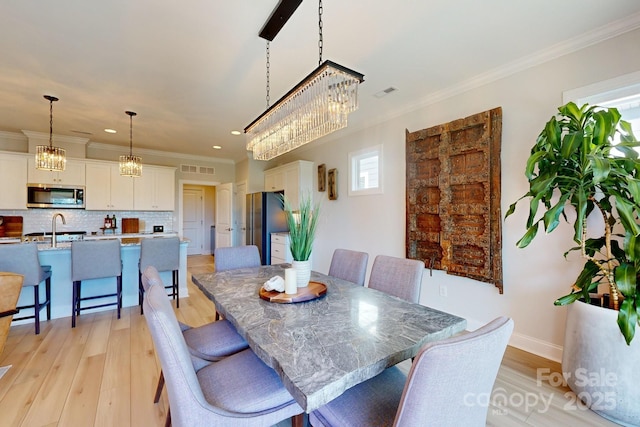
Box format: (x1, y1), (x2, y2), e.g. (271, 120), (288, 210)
(192, 264), (467, 413)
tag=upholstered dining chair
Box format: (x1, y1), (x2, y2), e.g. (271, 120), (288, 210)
(213, 245), (261, 320)
(138, 236), (181, 314)
(309, 316), (514, 427)
(143, 272), (304, 427)
(71, 239), (122, 328)
(141, 266), (249, 408)
(0, 272), (23, 355)
(214, 245), (261, 272)
(367, 255), (425, 303)
(0, 243), (52, 334)
(327, 249), (369, 286)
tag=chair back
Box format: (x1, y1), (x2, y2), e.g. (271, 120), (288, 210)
(140, 237), (180, 272)
(0, 243), (47, 287)
(141, 265), (166, 291)
(214, 245), (261, 272)
(368, 255), (424, 303)
(0, 272), (23, 355)
(71, 240), (122, 281)
(328, 249), (368, 286)
(394, 316), (514, 426)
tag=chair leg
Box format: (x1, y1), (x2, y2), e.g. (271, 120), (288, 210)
(139, 271), (144, 315)
(154, 370), (165, 403)
(117, 275), (122, 319)
(33, 283), (40, 335)
(174, 270), (179, 308)
(45, 276), (51, 320)
(72, 280), (78, 328)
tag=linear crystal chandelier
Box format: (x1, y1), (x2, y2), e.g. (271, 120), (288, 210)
(35, 95), (66, 171)
(119, 111), (142, 177)
(245, 0), (364, 161)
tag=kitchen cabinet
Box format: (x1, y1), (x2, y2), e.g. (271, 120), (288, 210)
(133, 166), (175, 211)
(85, 162), (134, 210)
(264, 160), (313, 210)
(271, 232), (292, 265)
(0, 152), (28, 209)
(27, 158), (85, 186)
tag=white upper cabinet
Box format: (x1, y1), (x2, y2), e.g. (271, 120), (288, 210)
(27, 158), (85, 186)
(264, 160), (313, 210)
(85, 162), (134, 210)
(133, 166), (175, 211)
(0, 152), (28, 209)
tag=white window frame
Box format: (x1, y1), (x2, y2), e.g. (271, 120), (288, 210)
(348, 145), (383, 196)
(563, 70), (640, 106)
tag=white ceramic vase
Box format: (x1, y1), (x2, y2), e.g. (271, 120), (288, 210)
(562, 300), (640, 426)
(292, 260), (311, 288)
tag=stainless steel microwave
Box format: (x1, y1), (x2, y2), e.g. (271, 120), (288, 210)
(27, 184), (85, 209)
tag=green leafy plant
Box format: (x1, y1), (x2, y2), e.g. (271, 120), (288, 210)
(283, 193), (320, 261)
(506, 102), (640, 344)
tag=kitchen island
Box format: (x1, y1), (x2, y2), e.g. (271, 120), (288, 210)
(13, 235), (189, 324)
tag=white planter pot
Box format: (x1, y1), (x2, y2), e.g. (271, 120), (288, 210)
(562, 300), (640, 426)
(292, 260), (311, 288)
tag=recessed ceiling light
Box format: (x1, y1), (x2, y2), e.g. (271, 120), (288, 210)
(104, 129), (117, 134)
(212, 145), (222, 150)
(230, 130), (242, 135)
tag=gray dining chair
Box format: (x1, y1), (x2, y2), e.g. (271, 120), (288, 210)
(71, 239), (122, 328)
(138, 236), (181, 314)
(327, 249), (368, 286)
(143, 272), (304, 427)
(214, 245), (261, 272)
(141, 266), (249, 409)
(309, 316), (514, 427)
(0, 243), (52, 334)
(367, 255), (425, 303)
(213, 245), (261, 320)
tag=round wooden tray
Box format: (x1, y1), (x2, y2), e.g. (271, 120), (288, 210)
(259, 281), (327, 303)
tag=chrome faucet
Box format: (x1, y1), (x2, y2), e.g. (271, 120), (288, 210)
(51, 213), (66, 248)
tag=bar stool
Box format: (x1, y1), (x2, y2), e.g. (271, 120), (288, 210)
(0, 243), (52, 335)
(138, 236), (180, 314)
(71, 239), (122, 328)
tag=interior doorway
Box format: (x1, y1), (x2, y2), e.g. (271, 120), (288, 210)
(180, 182), (217, 255)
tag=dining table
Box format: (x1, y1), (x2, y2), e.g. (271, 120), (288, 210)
(192, 264), (467, 423)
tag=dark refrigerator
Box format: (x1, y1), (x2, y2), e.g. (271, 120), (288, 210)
(246, 191), (288, 265)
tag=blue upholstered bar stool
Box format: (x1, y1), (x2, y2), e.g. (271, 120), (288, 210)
(71, 239), (122, 328)
(138, 236), (180, 314)
(0, 243), (52, 335)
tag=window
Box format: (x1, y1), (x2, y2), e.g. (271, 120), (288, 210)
(348, 145), (383, 196)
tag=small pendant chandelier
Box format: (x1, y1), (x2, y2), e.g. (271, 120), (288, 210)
(119, 110), (142, 177)
(245, 0), (364, 161)
(35, 95), (66, 171)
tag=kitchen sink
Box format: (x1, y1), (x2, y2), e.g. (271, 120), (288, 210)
(23, 231), (86, 242)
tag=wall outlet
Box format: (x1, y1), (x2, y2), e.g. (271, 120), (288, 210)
(439, 284), (448, 297)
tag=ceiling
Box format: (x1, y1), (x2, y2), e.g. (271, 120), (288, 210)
(1, 1), (640, 164)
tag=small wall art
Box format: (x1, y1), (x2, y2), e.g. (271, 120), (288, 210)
(328, 168), (338, 200)
(318, 164), (326, 192)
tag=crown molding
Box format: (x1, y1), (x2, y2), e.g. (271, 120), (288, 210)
(21, 130), (89, 145)
(87, 141), (235, 165)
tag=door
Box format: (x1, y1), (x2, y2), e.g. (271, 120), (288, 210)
(216, 183), (233, 248)
(183, 188), (204, 255)
(234, 181), (247, 246)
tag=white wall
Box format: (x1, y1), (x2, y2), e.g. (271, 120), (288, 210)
(270, 28), (640, 361)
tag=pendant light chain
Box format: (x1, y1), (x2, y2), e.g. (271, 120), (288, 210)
(318, 0), (323, 65)
(266, 41), (271, 108)
(129, 112), (134, 155)
(49, 98), (54, 147)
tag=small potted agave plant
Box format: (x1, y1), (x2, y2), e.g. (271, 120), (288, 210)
(283, 194), (320, 288)
(506, 102), (640, 425)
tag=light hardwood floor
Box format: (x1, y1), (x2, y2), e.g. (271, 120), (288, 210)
(0, 255), (619, 426)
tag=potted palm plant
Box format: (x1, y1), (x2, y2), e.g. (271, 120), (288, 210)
(283, 193), (320, 288)
(506, 102), (640, 425)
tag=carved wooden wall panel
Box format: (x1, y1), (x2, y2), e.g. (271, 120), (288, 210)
(406, 107), (503, 293)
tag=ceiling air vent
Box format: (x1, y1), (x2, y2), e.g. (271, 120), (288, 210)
(374, 87), (398, 98)
(181, 164), (215, 175)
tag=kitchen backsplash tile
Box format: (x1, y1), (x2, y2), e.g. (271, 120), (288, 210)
(0, 209), (174, 235)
